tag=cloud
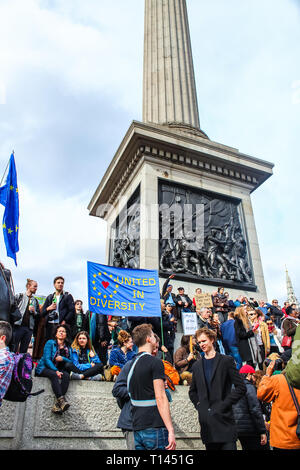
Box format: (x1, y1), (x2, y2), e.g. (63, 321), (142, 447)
(0, 0), (299, 308)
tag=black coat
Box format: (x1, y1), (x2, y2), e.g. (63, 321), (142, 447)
(233, 379), (266, 436)
(42, 291), (75, 326)
(94, 314), (111, 343)
(176, 294), (193, 310)
(234, 318), (254, 362)
(189, 353), (246, 444)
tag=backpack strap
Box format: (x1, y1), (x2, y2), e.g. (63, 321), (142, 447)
(286, 376), (300, 416)
(127, 352), (157, 407)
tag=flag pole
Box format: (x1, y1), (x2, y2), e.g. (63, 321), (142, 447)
(160, 316), (165, 361)
(0, 154), (11, 188)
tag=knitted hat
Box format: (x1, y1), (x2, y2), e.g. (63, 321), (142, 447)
(239, 365), (255, 374)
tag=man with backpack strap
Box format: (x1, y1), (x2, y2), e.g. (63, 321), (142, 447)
(127, 323), (176, 451)
(0, 321), (14, 406)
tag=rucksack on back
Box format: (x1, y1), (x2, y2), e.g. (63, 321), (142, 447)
(4, 353), (44, 402)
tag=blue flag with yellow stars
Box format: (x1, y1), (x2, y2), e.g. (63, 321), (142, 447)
(0, 153), (19, 265)
(87, 261), (162, 318)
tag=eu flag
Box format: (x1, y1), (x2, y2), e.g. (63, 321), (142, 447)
(87, 261), (162, 318)
(0, 154), (19, 265)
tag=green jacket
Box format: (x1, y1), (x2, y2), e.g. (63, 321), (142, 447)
(285, 324), (300, 389)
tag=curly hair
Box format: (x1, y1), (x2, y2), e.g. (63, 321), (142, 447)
(117, 329), (131, 347)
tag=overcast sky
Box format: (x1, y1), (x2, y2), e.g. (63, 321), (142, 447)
(0, 0), (299, 307)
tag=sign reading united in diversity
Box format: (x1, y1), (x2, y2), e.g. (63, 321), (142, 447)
(87, 261), (162, 318)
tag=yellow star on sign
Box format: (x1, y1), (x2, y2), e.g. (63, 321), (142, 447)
(10, 185), (14, 190)
(3, 223), (6, 229)
(15, 225), (19, 232)
(7, 228), (13, 234)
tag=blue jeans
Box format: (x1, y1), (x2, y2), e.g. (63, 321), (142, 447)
(229, 346), (243, 370)
(134, 427), (169, 450)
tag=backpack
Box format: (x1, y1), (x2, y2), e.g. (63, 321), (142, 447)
(162, 360), (180, 391)
(4, 353), (45, 402)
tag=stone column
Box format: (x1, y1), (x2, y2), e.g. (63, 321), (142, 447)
(143, 0), (202, 131)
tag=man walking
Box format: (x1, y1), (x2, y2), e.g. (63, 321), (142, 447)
(127, 323), (176, 450)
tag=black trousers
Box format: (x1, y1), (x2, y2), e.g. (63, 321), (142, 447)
(13, 325), (33, 353)
(239, 435), (270, 450)
(36, 367), (70, 398)
(205, 442), (237, 451)
(64, 362), (103, 378)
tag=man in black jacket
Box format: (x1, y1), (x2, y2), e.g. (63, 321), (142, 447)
(42, 276), (75, 341)
(176, 287), (193, 316)
(189, 327), (246, 450)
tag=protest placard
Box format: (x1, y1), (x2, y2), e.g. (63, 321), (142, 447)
(182, 311), (198, 336)
(194, 293), (213, 310)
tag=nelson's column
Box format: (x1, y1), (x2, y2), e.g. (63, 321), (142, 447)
(88, 0), (273, 301)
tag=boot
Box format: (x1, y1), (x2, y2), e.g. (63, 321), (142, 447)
(52, 398), (63, 415)
(57, 396), (70, 413)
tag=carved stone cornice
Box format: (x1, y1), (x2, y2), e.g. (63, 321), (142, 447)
(88, 120), (274, 217)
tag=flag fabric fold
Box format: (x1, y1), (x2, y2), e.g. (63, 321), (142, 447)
(0, 154), (19, 265)
(87, 261), (162, 318)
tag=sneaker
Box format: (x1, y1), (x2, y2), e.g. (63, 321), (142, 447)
(89, 374), (103, 381)
(70, 372), (82, 380)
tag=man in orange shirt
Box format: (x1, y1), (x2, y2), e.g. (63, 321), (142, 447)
(257, 360), (300, 451)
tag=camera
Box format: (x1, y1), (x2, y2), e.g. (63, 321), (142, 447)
(48, 311), (58, 322)
(264, 357), (283, 371)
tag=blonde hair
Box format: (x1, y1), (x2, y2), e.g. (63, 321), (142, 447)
(235, 306), (251, 331)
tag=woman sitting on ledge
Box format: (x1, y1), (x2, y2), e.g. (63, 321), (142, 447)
(107, 330), (136, 381)
(69, 331), (103, 381)
(35, 324), (73, 415)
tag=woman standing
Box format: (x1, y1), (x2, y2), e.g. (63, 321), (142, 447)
(35, 324), (73, 414)
(234, 306), (261, 368)
(71, 300), (89, 340)
(249, 309), (270, 369)
(69, 331), (103, 380)
(281, 306), (300, 351)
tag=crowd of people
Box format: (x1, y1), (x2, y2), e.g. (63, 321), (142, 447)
(1, 272), (300, 452)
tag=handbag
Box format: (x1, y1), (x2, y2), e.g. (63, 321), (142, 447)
(286, 377), (300, 439)
(282, 335), (292, 348)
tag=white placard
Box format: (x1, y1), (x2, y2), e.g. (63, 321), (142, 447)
(182, 311), (198, 336)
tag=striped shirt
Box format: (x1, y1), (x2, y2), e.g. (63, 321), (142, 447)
(0, 347), (14, 406)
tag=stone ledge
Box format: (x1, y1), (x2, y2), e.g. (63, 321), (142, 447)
(0, 377), (203, 450)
